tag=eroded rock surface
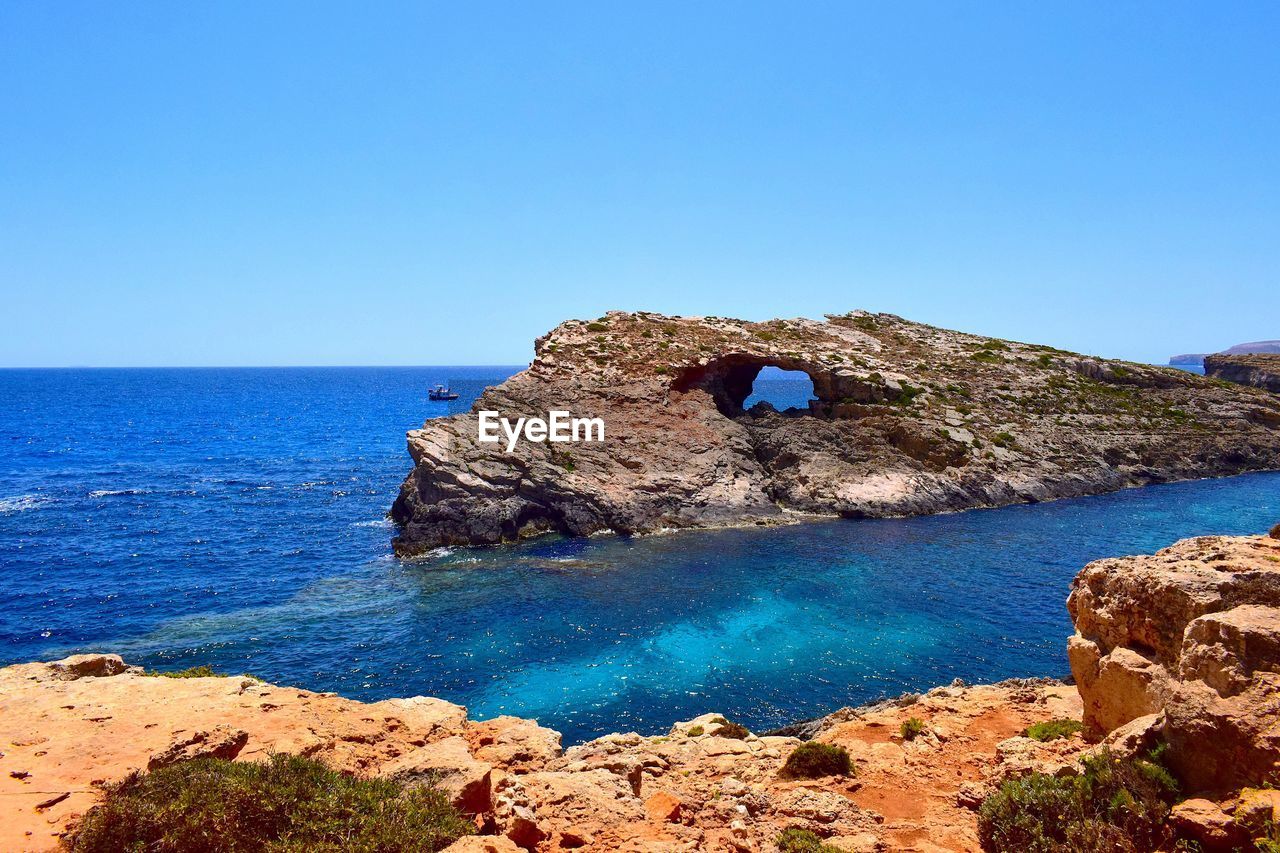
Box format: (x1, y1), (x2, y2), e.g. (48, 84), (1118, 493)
(1068, 532), (1280, 794)
(391, 311), (1280, 554)
(1205, 353), (1280, 394)
(0, 658), (1079, 852)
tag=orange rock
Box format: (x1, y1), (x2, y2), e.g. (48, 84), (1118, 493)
(1168, 798), (1246, 851)
(441, 836), (522, 852)
(644, 790), (681, 823)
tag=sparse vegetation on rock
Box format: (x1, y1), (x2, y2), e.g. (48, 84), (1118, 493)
(710, 716), (750, 739)
(780, 742), (852, 779)
(1022, 719), (1082, 742)
(774, 827), (845, 852)
(977, 749), (1178, 853)
(63, 754), (472, 853)
(900, 717), (926, 740)
(143, 664), (250, 679)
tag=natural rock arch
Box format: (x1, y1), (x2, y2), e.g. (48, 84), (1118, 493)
(671, 355), (834, 417)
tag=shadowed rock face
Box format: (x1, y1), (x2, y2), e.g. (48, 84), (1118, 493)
(1205, 353), (1280, 394)
(391, 310), (1280, 555)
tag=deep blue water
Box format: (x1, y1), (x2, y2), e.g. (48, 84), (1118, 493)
(2, 367), (1278, 744)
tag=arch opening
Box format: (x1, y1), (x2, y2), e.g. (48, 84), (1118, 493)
(744, 367), (818, 413)
(673, 355), (833, 418)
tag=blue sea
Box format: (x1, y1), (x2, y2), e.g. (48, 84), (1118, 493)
(2, 367), (1278, 744)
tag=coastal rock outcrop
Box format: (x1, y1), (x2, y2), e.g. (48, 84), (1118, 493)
(7, 532), (1280, 850)
(1205, 353), (1280, 394)
(1067, 532), (1280, 794)
(0, 656), (1080, 852)
(392, 311), (1280, 554)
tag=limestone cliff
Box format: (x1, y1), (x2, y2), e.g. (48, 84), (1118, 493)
(1205, 353), (1280, 394)
(392, 310), (1280, 554)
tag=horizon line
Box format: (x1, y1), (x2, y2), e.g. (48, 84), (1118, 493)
(0, 363), (534, 371)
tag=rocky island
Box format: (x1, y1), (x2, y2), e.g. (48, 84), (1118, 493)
(392, 311), (1280, 555)
(4, 529), (1279, 851)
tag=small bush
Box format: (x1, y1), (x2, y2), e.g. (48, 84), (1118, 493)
(900, 717), (925, 741)
(687, 725), (704, 737)
(775, 827), (844, 852)
(993, 431), (1017, 449)
(709, 716), (750, 739)
(1270, 522), (1280, 539)
(895, 383), (924, 406)
(585, 322), (609, 332)
(977, 748), (1178, 853)
(780, 742), (852, 779)
(1023, 719), (1082, 742)
(64, 754), (473, 852)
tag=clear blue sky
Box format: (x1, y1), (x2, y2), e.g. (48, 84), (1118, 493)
(2, 3), (1277, 367)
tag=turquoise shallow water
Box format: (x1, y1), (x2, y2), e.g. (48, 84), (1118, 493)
(1, 367), (1277, 743)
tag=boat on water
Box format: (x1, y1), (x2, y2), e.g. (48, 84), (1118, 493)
(428, 384), (459, 401)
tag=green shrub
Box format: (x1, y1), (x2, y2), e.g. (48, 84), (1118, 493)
(993, 432), (1017, 449)
(1270, 522), (1280, 539)
(775, 827), (844, 852)
(900, 717), (925, 741)
(977, 748), (1178, 853)
(780, 742), (852, 779)
(64, 754), (473, 853)
(687, 725), (705, 737)
(709, 716), (750, 739)
(585, 322), (609, 332)
(1257, 822), (1280, 853)
(1023, 719), (1083, 742)
(895, 383), (924, 406)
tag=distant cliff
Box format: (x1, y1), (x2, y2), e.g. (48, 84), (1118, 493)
(391, 310), (1280, 554)
(1205, 353), (1280, 393)
(1169, 340), (1280, 367)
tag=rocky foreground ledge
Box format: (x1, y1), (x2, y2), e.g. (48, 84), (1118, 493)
(392, 311), (1280, 554)
(4, 530), (1280, 852)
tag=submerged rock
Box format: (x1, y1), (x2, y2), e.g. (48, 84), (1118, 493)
(391, 310), (1280, 554)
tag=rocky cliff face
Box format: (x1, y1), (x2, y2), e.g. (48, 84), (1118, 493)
(392, 310), (1280, 554)
(1068, 532), (1280, 795)
(1205, 353), (1280, 394)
